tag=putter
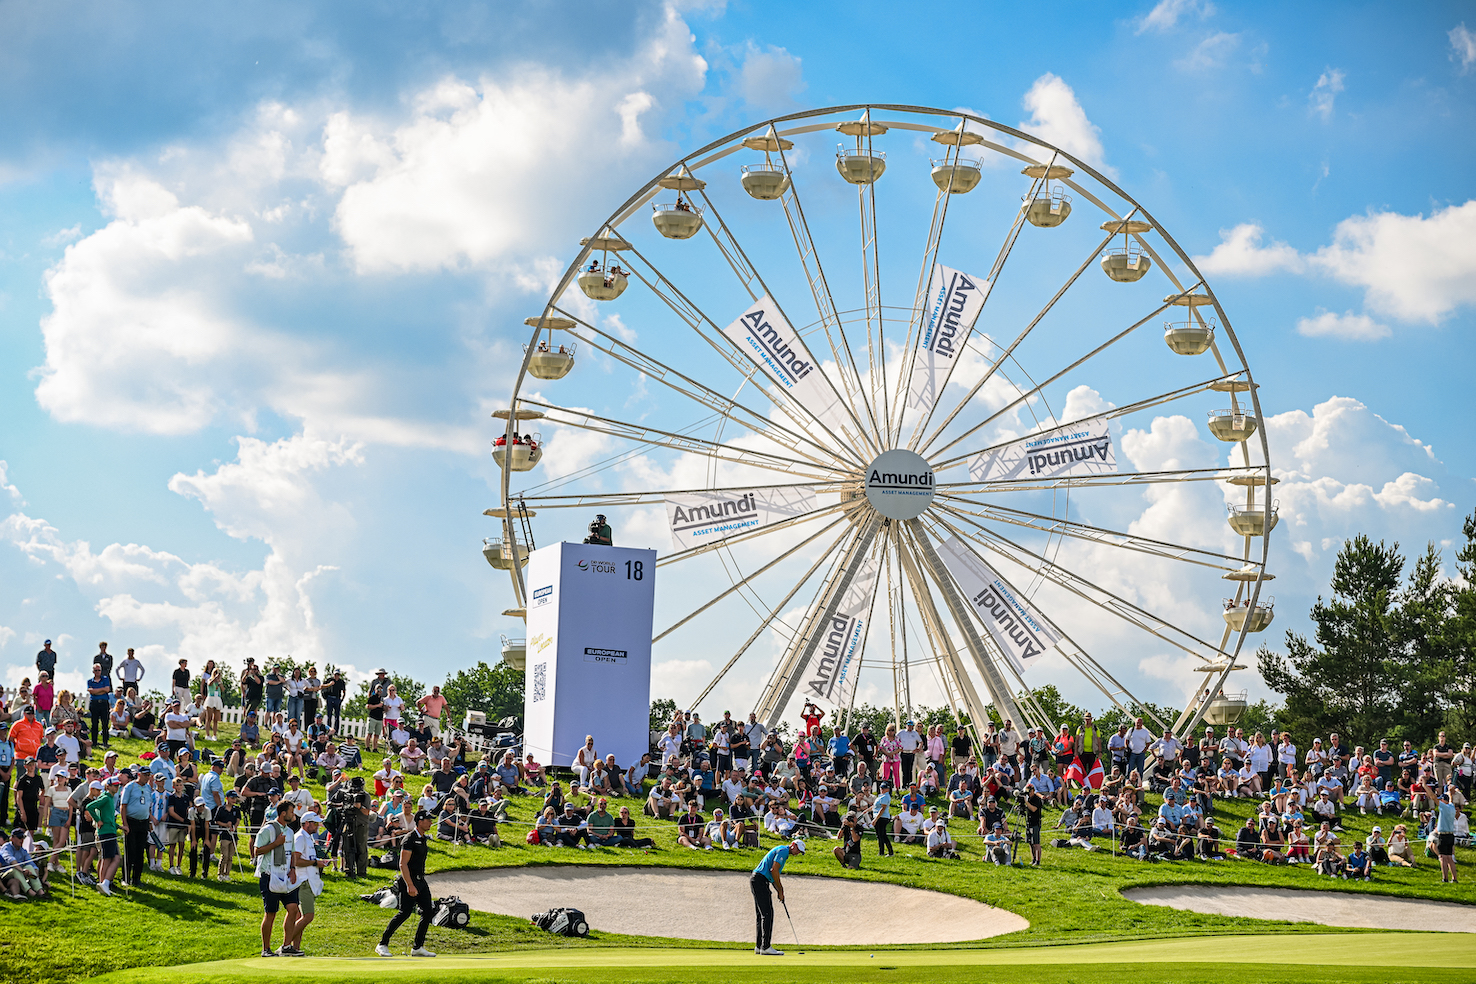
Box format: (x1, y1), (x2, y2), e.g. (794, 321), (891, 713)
(780, 897), (800, 946)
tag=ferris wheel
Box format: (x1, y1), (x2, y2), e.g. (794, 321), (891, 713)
(488, 103), (1275, 741)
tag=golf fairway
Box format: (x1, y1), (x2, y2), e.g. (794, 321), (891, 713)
(90, 932), (1476, 984)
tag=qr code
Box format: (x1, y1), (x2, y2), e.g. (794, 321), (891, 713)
(532, 662), (546, 703)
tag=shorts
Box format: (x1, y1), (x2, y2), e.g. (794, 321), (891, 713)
(99, 835), (118, 860)
(1025, 825), (1041, 845)
(368, 720), (383, 736)
(297, 884), (316, 916)
(165, 827), (189, 845)
(76, 829), (97, 849)
(259, 873), (300, 912)
(206, 696), (224, 710)
(1438, 832), (1455, 856)
(48, 807), (69, 828)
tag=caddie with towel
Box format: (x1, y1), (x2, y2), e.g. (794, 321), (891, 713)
(252, 800), (302, 958)
(749, 837), (804, 956)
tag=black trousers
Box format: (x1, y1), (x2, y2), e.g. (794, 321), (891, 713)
(875, 817), (893, 856)
(901, 753), (915, 786)
(91, 702), (110, 745)
(382, 877), (434, 949)
(749, 873), (773, 950)
(325, 698), (342, 732)
(124, 822), (149, 886)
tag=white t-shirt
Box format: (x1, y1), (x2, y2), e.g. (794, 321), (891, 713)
(1278, 743), (1298, 766)
(927, 826), (953, 851)
(164, 712), (191, 742)
(898, 809), (924, 834)
(55, 733), (81, 764)
(292, 827), (323, 896)
(1248, 743), (1273, 771)
(254, 820), (293, 877)
(998, 730), (1020, 756)
(898, 729), (923, 753)
(1127, 727), (1154, 754)
(382, 696), (404, 721)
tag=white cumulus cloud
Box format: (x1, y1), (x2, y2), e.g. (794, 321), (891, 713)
(1294, 308), (1389, 342)
(1194, 223), (1304, 277)
(1451, 23), (1476, 73)
(737, 42), (805, 109)
(1135, 0), (1216, 34)
(1018, 73), (1108, 171)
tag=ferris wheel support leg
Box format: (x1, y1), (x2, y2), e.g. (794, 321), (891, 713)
(904, 519), (1025, 731)
(753, 518), (882, 731)
(896, 541), (992, 743)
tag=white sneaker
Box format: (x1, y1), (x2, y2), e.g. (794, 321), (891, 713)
(374, 944), (393, 957)
(411, 947), (437, 957)
(759, 946), (784, 956)
(170, 866), (181, 876)
(98, 881), (113, 896)
(754, 947), (762, 954)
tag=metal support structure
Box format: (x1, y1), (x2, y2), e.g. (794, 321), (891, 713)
(904, 519), (1024, 728)
(753, 517), (882, 729)
(895, 535), (990, 744)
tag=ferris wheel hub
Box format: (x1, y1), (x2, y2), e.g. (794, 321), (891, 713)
(863, 449), (936, 520)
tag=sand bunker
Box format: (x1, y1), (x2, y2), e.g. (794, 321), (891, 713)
(1123, 885), (1476, 933)
(437, 865), (1027, 944)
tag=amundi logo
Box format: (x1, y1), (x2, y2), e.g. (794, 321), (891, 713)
(863, 449), (936, 521)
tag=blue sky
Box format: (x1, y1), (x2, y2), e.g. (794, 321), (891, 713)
(2, 1), (1473, 720)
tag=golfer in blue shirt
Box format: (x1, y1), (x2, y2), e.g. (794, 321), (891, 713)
(750, 838), (804, 955)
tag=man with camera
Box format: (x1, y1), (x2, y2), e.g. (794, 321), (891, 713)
(328, 773), (373, 878)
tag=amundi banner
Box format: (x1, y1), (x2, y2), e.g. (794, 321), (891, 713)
(939, 537), (1060, 674)
(664, 486), (819, 550)
(906, 264), (992, 412)
(721, 296), (861, 446)
(968, 415), (1117, 483)
(798, 556), (879, 709)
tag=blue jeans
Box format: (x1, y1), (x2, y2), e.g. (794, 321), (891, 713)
(264, 696), (282, 714)
(286, 696), (303, 724)
(1127, 751), (1146, 778)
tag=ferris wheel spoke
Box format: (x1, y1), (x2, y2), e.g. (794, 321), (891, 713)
(509, 479), (848, 512)
(657, 500), (858, 569)
(917, 214), (1134, 457)
(928, 505), (1232, 664)
(768, 129), (885, 449)
(520, 399), (853, 483)
(852, 117), (890, 443)
(923, 293), (1180, 462)
(896, 171), (1040, 448)
(654, 512), (851, 642)
(936, 463), (1266, 495)
(930, 369), (1257, 474)
(935, 494), (1255, 572)
(619, 242), (870, 465)
(550, 305), (849, 470)
(686, 526), (855, 712)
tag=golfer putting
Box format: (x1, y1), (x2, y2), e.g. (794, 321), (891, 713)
(749, 837), (805, 955)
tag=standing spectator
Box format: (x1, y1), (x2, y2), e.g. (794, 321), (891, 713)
(1453, 743), (1475, 802)
(1126, 717), (1153, 777)
(323, 672), (346, 733)
(285, 668), (306, 726)
(1248, 733), (1274, 792)
(382, 685), (405, 735)
(10, 707), (41, 761)
(240, 659), (264, 716)
(1431, 731), (1456, 789)
(1435, 791), (1459, 884)
(1073, 713), (1103, 783)
(94, 642), (114, 680)
(264, 665), (286, 714)
(877, 724), (903, 789)
(119, 768), (153, 888)
(86, 776), (123, 895)
(852, 723), (877, 775)
(949, 726), (973, 775)
(301, 668), (322, 727)
(827, 729), (851, 778)
(117, 649), (145, 692)
(32, 675), (54, 728)
(86, 663), (113, 749)
(171, 659), (192, 705)
(35, 641), (58, 683)
(365, 687), (385, 753)
(162, 698), (193, 759)
(1277, 732), (1299, 781)
(898, 720), (923, 786)
(1108, 724), (1129, 773)
(927, 726), (946, 775)
(417, 686), (448, 739)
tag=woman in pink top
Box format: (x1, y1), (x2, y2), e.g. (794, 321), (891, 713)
(927, 726), (946, 770)
(32, 674), (55, 727)
(878, 724), (904, 787)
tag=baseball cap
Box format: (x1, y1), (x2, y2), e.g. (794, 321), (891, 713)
(89, 781), (104, 791)
(226, 790), (239, 799)
(44, 639), (51, 645)
(790, 839), (806, 854)
(193, 796), (205, 806)
(413, 809), (435, 822)
(268, 787), (281, 796)
(301, 812), (323, 824)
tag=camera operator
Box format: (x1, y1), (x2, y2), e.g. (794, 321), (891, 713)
(583, 514), (613, 546)
(327, 772), (372, 878)
(832, 811), (864, 868)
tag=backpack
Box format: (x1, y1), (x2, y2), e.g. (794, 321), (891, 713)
(532, 907), (589, 937)
(432, 896), (472, 929)
(526, 829), (541, 846)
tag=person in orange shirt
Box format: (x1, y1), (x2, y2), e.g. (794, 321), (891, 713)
(10, 707), (43, 761)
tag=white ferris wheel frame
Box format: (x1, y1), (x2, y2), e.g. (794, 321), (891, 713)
(494, 103), (1274, 743)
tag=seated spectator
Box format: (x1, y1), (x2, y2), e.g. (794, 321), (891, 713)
(706, 808), (738, 850)
(1120, 815), (1147, 860)
(677, 803), (709, 850)
(833, 812), (864, 866)
(894, 803), (925, 845)
(1386, 824), (1416, 867)
(1147, 817), (1177, 858)
(524, 753), (545, 786)
(495, 753), (525, 795)
(1314, 840), (1345, 877)
(1312, 790), (1341, 830)
(1260, 818), (1287, 863)
(0, 828), (47, 899)
(236, 712), (260, 747)
(586, 798), (620, 847)
(1198, 817), (1225, 859)
(764, 801), (798, 838)
(398, 738), (427, 775)
(436, 801), (469, 842)
(1286, 819), (1310, 863)
(926, 818), (958, 859)
(646, 779), (679, 819)
(534, 807), (561, 846)
(424, 736), (451, 768)
(612, 804), (655, 849)
(1345, 843), (1373, 881)
(983, 822), (1010, 865)
(554, 803), (587, 847)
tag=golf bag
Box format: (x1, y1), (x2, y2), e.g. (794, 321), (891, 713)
(433, 896), (472, 929)
(532, 907), (590, 937)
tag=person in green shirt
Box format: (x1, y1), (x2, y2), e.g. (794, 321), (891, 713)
(586, 798), (618, 846)
(85, 776), (123, 895)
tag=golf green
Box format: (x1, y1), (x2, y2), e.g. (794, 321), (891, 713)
(90, 933), (1476, 984)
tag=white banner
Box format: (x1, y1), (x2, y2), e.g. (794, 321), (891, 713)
(907, 264), (992, 412)
(938, 537), (1059, 674)
(967, 415), (1117, 483)
(721, 297), (860, 446)
(797, 556), (879, 709)
(665, 487), (819, 550)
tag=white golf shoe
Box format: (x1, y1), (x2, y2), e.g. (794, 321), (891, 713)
(759, 946), (784, 956)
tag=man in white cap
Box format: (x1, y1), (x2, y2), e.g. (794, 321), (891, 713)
(749, 837), (804, 956)
(286, 811), (329, 955)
